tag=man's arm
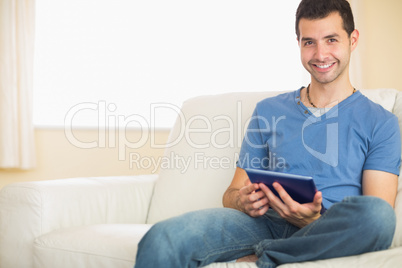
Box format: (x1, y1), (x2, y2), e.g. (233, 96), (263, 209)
(362, 170), (398, 207)
(223, 167), (269, 217)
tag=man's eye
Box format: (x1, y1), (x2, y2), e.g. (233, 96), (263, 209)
(328, 38), (337, 43)
(304, 41), (313, 46)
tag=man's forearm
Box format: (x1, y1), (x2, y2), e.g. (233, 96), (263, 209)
(223, 187), (245, 212)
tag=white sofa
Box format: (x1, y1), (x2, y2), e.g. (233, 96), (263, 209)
(1, 89), (402, 268)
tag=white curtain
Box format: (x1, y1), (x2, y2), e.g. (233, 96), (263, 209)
(0, 0), (36, 169)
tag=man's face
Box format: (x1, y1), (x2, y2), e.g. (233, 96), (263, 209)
(298, 12), (358, 85)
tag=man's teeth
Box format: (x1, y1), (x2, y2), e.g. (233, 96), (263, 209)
(315, 63), (333, 69)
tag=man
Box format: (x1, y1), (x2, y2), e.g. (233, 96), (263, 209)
(135, 0), (401, 267)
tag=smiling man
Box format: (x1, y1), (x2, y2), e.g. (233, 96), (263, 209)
(135, 1), (401, 267)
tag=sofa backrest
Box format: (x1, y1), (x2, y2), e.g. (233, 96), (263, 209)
(146, 91), (282, 223)
(146, 88), (402, 248)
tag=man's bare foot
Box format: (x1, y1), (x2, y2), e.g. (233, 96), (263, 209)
(236, 254), (258, 262)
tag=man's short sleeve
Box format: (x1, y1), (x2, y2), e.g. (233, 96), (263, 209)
(363, 115), (401, 175)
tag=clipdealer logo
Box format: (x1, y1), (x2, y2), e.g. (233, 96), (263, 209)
(64, 100), (248, 161)
(63, 100), (338, 170)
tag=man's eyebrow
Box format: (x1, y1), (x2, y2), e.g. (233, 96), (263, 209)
(301, 34), (340, 42)
(301, 37), (314, 42)
(324, 33), (340, 39)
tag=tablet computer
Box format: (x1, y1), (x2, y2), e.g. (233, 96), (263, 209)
(245, 168), (317, 204)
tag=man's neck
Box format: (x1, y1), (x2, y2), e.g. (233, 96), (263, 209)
(305, 80), (355, 108)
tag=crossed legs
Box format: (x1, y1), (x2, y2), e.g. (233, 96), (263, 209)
(135, 196), (396, 268)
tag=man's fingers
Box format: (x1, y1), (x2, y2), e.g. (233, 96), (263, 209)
(251, 196), (269, 209)
(272, 182), (293, 204)
(240, 182), (259, 196)
(238, 182), (270, 217)
(247, 188), (266, 202)
(314, 191), (322, 204)
(312, 191), (323, 212)
(259, 183), (279, 202)
(248, 203), (269, 217)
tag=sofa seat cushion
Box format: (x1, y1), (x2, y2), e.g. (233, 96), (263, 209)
(204, 247), (402, 268)
(33, 224), (152, 268)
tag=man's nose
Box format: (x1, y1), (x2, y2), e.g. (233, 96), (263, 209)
(315, 43), (329, 61)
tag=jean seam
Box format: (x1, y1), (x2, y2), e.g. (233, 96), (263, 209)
(254, 241), (276, 268)
(196, 243), (255, 263)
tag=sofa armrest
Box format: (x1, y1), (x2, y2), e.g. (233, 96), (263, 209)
(0, 175), (157, 268)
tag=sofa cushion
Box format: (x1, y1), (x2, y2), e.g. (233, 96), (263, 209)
(33, 224), (152, 268)
(0, 175), (157, 268)
(204, 247), (402, 268)
(146, 89), (401, 225)
(361, 88), (398, 112)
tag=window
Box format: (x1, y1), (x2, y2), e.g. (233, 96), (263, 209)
(33, 0), (308, 129)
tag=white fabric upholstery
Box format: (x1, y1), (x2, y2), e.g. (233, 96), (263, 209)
(0, 89), (401, 268)
(34, 224), (152, 268)
(205, 247), (402, 267)
(0, 175), (157, 268)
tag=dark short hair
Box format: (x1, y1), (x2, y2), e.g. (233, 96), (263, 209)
(295, 0), (355, 39)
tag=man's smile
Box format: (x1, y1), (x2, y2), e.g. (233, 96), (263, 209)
(311, 62), (336, 72)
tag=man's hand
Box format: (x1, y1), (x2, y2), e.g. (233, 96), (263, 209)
(223, 167), (270, 217)
(259, 182), (322, 228)
(238, 181), (270, 217)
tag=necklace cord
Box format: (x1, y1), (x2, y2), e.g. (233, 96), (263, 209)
(306, 84), (356, 108)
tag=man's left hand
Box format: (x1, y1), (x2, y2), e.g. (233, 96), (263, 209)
(259, 182), (322, 228)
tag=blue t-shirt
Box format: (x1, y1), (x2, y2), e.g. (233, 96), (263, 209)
(237, 88), (401, 209)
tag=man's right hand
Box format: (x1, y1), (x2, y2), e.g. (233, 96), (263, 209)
(223, 167), (269, 217)
(239, 181), (270, 217)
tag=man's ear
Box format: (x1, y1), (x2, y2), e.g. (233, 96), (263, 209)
(350, 29), (359, 51)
